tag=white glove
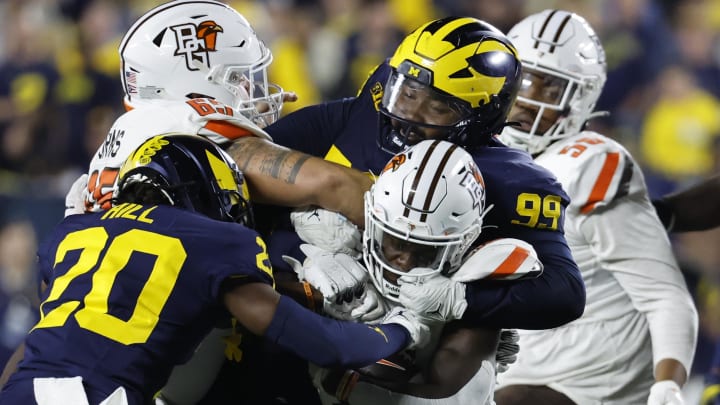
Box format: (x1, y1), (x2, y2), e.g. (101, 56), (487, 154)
(381, 306), (430, 350)
(648, 380), (684, 405)
(65, 174), (88, 217)
(290, 244), (368, 303)
(496, 329), (519, 373)
(290, 206), (362, 257)
(398, 269), (467, 323)
(323, 282), (388, 323)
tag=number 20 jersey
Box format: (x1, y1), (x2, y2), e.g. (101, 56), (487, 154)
(22, 204), (273, 403)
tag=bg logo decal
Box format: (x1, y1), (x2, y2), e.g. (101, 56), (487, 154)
(172, 20), (224, 71)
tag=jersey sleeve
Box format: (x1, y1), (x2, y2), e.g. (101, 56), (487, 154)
(578, 190), (698, 374)
(462, 145), (585, 329)
(265, 98), (356, 156)
(536, 133), (641, 216)
(204, 224), (275, 302)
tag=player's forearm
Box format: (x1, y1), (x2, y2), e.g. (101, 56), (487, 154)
(265, 296), (409, 368)
(655, 358), (688, 386)
(0, 341), (24, 388)
(226, 137), (371, 225)
(654, 174), (720, 232)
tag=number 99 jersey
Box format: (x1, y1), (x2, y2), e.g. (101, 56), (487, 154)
(23, 203), (273, 404)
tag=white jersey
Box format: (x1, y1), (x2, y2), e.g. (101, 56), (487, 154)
(85, 98), (270, 211)
(497, 131), (698, 403)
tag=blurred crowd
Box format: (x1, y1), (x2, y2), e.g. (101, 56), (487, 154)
(1, 0), (720, 399)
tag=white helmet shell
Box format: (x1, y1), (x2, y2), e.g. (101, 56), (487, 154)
(120, 0), (283, 126)
(500, 9), (606, 155)
(363, 140), (486, 302)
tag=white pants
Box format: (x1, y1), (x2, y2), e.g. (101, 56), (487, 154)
(496, 311), (653, 404)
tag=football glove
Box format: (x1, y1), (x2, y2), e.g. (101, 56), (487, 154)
(290, 206), (362, 257)
(381, 306), (431, 350)
(65, 174), (88, 217)
(648, 380), (684, 405)
(496, 329), (520, 373)
(288, 244), (368, 303)
(323, 282), (388, 323)
(398, 269), (467, 323)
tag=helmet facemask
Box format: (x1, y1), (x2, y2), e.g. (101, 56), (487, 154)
(363, 193), (480, 302)
(378, 69), (473, 154)
(381, 17), (523, 153)
(202, 55), (285, 127)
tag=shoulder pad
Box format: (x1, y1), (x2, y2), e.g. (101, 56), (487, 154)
(537, 132), (640, 214)
(451, 238), (543, 282)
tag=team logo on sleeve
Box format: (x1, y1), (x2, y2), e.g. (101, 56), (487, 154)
(172, 20), (224, 71)
(382, 154), (407, 173)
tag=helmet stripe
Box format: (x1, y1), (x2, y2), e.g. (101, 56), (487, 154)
(533, 9), (558, 49)
(403, 140), (460, 221)
(549, 14), (573, 53)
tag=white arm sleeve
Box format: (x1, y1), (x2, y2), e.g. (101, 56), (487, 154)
(577, 198), (699, 374)
(346, 360), (495, 405)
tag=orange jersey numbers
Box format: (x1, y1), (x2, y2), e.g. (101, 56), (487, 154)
(87, 168), (120, 210)
(558, 137), (605, 158)
(186, 98), (235, 117)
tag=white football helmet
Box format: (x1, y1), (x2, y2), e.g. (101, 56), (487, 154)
(364, 140), (487, 302)
(500, 9), (606, 155)
(119, 0), (283, 126)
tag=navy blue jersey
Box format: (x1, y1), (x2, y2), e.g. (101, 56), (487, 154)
(267, 62), (585, 329)
(17, 204), (273, 403)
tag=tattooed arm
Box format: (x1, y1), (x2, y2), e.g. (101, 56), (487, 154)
(226, 137), (373, 226)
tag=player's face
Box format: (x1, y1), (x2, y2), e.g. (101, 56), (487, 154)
(383, 74), (469, 144)
(380, 234), (439, 284)
(507, 69), (564, 133)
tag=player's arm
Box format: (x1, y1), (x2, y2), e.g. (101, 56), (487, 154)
(222, 281), (417, 368)
(653, 173), (720, 232)
(378, 323), (498, 399)
(0, 342), (24, 388)
(322, 323), (499, 402)
(225, 137), (372, 226)
(580, 198), (698, 389)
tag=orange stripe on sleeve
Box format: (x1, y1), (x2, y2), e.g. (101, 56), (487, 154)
(490, 247), (530, 278)
(204, 120), (253, 140)
(580, 152), (620, 214)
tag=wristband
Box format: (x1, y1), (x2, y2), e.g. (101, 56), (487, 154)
(302, 281), (316, 312)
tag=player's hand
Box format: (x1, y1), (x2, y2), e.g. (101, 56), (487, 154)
(290, 207), (362, 257)
(398, 269), (467, 323)
(381, 306), (430, 349)
(65, 174), (88, 217)
(648, 380), (684, 405)
(496, 329), (520, 373)
(296, 244), (368, 303)
(323, 282), (388, 323)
